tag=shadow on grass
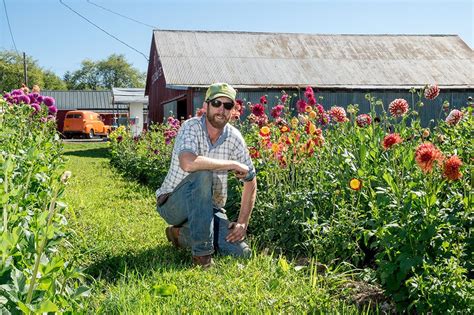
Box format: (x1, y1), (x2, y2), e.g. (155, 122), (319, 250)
(64, 147), (110, 159)
(85, 244), (191, 283)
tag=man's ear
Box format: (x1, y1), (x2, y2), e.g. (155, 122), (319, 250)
(203, 101), (208, 110)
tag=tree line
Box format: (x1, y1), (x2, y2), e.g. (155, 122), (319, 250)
(0, 51), (145, 92)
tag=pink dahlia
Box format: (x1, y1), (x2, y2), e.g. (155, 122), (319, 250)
(424, 85), (440, 100)
(443, 155), (462, 181)
(48, 105), (58, 115)
(356, 114), (372, 127)
(388, 98), (409, 117)
(252, 103), (265, 117)
(445, 109), (464, 126)
(307, 95), (316, 106)
(382, 133), (403, 150)
(329, 106), (347, 123)
(296, 100), (307, 113)
(281, 93), (289, 103)
(304, 86), (314, 99)
(43, 96), (55, 107)
(260, 95), (267, 104)
(271, 104), (284, 118)
(235, 99), (244, 115)
(415, 142), (444, 173)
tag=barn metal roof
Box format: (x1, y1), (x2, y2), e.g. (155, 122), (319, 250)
(112, 88), (148, 104)
(40, 90), (120, 111)
(153, 30), (473, 89)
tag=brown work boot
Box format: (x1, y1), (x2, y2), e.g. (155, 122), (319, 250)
(165, 226), (181, 248)
(192, 255), (213, 268)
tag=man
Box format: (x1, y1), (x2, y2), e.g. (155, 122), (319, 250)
(156, 82), (257, 268)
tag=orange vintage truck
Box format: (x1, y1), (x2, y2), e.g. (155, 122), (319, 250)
(63, 110), (111, 139)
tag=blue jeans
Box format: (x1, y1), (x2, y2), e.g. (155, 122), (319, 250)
(157, 171), (251, 258)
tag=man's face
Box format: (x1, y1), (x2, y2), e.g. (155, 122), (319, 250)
(205, 97), (234, 129)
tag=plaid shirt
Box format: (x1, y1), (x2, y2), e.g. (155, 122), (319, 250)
(156, 115), (255, 208)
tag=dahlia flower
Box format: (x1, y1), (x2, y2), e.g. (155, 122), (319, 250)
(307, 95), (316, 106)
(235, 99), (244, 115)
(424, 85), (440, 100)
(249, 146), (260, 159)
(252, 103), (265, 117)
(445, 109), (464, 126)
(281, 94), (288, 103)
(329, 106), (347, 123)
(382, 133), (403, 150)
(443, 155), (462, 181)
(259, 126), (271, 138)
(30, 103), (41, 113)
(356, 114), (372, 127)
(297, 100), (307, 113)
(18, 95), (31, 104)
(48, 105), (58, 115)
(415, 142), (444, 173)
(388, 98), (409, 117)
(304, 86), (314, 99)
(349, 178), (362, 191)
(271, 104), (284, 118)
(260, 95), (267, 104)
(43, 96), (55, 107)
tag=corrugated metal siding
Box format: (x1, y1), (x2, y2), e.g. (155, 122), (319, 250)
(153, 30), (473, 88)
(41, 90), (116, 111)
(191, 88), (472, 127)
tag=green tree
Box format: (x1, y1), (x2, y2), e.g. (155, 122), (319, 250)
(64, 54), (145, 90)
(0, 51), (66, 92)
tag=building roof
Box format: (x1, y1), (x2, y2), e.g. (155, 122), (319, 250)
(41, 90), (130, 113)
(112, 88), (148, 104)
(152, 30), (473, 89)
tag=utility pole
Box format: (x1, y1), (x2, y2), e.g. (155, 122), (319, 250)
(23, 52), (27, 86)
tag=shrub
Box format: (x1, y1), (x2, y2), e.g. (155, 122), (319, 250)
(0, 88), (88, 313)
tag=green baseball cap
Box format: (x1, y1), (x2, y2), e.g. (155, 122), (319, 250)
(205, 83), (236, 102)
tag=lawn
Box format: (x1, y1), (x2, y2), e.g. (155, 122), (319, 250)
(61, 142), (383, 313)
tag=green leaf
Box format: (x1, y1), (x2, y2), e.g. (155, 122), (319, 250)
(278, 257), (290, 273)
(153, 284), (177, 297)
(73, 286), (91, 298)
(36, 300), (59, 313)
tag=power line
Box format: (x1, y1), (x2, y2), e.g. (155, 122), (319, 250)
(2, 0), (19, 54)
(59, 0), (148, 61)
(86, 0), (158, 29)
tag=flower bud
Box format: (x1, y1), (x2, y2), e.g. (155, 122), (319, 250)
(422, 129), (430, 138)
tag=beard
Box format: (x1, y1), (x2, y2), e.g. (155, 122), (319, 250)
(206, 113), (229, 129)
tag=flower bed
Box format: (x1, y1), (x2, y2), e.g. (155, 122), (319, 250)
(0, 88), (88, 313)
(108, 85), (472, 312)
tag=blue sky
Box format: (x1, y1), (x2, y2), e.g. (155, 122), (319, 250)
(1, 0), (472, 77)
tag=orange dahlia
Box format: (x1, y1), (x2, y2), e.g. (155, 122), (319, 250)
(415, 142), (444, 173)
(259, 126), (271, 138)
(388, 98), (409, 117)
(349, 178), (362, 191)
(443, 155), (462, 181)
(424, 84), (440, 100)
(382, 133), (403, 150)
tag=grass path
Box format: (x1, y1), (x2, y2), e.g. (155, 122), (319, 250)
(62, 142), (373, 313)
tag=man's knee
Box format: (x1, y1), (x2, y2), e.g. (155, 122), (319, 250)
(188, 170), (213, 187)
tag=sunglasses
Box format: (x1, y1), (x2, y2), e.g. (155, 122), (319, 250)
(209, 99), (234, 110)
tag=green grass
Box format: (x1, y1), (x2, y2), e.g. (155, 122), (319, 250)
(61, 142), (381, 313)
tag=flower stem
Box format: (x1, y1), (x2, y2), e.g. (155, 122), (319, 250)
(25, 185), (60, 305)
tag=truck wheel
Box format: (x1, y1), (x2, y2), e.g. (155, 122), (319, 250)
(88, 129), (94, 139)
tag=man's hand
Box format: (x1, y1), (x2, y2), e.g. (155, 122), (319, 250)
(226, 222), (247, 243)
(232, 161), (249, 180)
